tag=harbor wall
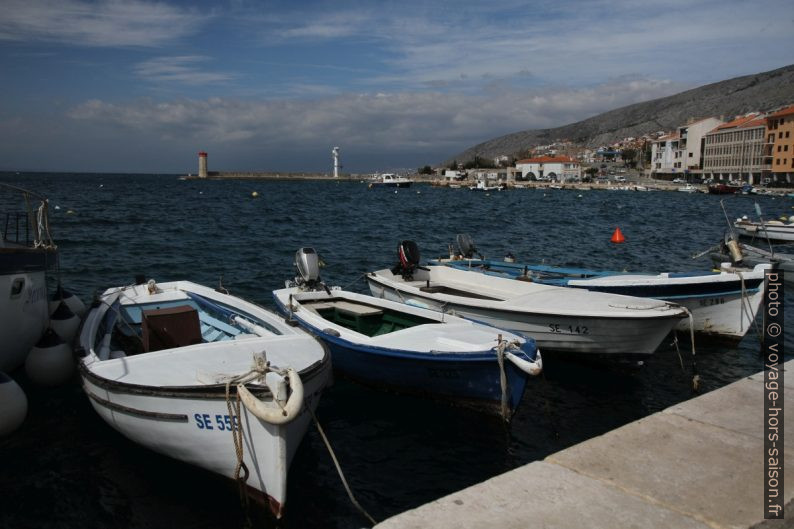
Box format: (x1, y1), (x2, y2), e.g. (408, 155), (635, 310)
(376, 361), (794, 529)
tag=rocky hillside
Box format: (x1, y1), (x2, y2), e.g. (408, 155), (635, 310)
(446, 64), (794, 164)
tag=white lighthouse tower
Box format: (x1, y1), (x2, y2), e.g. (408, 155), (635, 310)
(332, 146), (340, 178)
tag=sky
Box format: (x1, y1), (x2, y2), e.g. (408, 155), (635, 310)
(0, 0), (792, 174)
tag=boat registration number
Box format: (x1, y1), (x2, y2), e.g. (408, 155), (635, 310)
(699, 297), (725, 307)
(548, 324), (589, 335)
(194, 413), (240, 432)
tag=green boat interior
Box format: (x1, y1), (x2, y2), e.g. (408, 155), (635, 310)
(301, 298), (438, 337)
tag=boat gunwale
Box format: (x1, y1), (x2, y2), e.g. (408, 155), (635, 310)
(366, 272), (687, 321)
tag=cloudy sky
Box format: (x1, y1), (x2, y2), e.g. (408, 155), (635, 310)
(1, 0), (792, 174)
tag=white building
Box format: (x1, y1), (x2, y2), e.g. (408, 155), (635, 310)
(674, 117), (724, 177)
(649, 133), (679, 178)
(515, 156), (581, 181)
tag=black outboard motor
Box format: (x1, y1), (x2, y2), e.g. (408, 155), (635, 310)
(294, 247), (326, 291)
(456, 233), (483, 259)
(392, 240), (425, 280)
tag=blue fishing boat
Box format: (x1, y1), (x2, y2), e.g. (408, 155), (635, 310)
(433, 234), (769, 341)
(273, 248), (542, 418)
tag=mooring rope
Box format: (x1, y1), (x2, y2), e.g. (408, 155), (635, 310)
(308, 407), (377, 526)
(737, 271), (763, 346)
(225, 380), (250, 508)
(496, 336), (510, 423)
(681, 308), (700, 392)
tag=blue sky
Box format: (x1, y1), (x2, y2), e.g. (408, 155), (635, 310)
(0, 0), (792, 174)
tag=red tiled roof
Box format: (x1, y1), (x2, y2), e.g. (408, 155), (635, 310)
(714, 113), (765, 131)
(516, 156), (577, 164)
(767, 104), (794, 119)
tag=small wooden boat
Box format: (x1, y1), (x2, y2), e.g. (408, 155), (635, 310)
(677, 183), (698, 193)
(709, 236), (794, 285)
(734, 215), (794, 242)
(77, 280), (332, 518)
(367, 241), (687, 357)
(433, 235), (769, 342)
(273, 249), (541, 418)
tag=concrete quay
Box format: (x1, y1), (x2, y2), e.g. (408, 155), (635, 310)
(376, 361), (794, 529)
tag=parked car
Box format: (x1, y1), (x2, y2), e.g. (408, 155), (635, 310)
(672, 178), (684, 183)
(614, 176), (626, 182)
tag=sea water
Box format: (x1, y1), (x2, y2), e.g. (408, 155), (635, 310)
(0, 172), (791, 529)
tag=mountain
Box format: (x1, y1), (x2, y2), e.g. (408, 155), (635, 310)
(446, 64), (794, 164)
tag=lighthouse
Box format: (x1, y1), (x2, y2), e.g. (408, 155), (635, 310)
(198, 151), (208, 178)
(332, 147), (340, 178)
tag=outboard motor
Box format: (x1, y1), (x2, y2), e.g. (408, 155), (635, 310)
(294, 247), (324, 290)
(392, 240), (425, 280)
(456, 233), (483, 259)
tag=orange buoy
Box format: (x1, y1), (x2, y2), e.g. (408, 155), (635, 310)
(611, 227), (626, 244)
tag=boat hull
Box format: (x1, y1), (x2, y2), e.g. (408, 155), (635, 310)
(734, 222), (794, 242)
(372, 182), (412, 188)
(286, 316), (527, 414)
(439, 259), (767, 340)
(367, 277), (680, 356)
(0, 251), (52, 371)
(79, 358), (330, 517)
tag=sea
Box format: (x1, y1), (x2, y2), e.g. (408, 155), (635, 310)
(0, 172), (791, 529)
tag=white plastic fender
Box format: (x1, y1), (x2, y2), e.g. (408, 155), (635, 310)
(237, 368), (304, 425)
(505, 350), (543, 376)
(0, 372), (27, 436)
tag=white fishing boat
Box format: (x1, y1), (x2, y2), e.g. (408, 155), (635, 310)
(469, 180), (502, 192)
(677, 183), (698, 193)
(0, 184), (57, 371)
(709, 236), (794, 285)
(272, 248), (541, 418)
(77, 280), (331, 518)
(370, 173), (413, 188)
(436, 235), (770, 342)
(367, 242), (687, 357)
(733, 215), (794, 242)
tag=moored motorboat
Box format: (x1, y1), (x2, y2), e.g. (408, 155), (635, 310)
(733, 215), (794, 242)
(273, 248), (541, 418)
(469, 180), (502, 192)
(677, 183), (698, 193)
(0, 184), (58, 372)
(367, 241), (687, 357)
(77, 279), (331, 518)
(434, 235), (769, 342)
(369, 173), (413, 188)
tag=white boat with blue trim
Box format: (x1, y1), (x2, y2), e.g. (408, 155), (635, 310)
(77, 279), (332, 518)
(273, 248), (541, 418)
(366, 241), (687, 357)
(433, 234), (770, 341)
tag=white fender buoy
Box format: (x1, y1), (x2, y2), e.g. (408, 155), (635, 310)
(0, 372), (28, 436)
(25, 329), (74, 386)
(49, 302), (80, 343)
(49, 285), (86, 318)
(505, 350), (543, 376)
(237, 368), (303, 425)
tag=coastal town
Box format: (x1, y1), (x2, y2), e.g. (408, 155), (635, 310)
(191, 102), (794, 195)
(441, 102), (794, 189)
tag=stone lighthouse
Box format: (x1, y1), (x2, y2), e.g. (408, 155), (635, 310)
(198, 151), (208, 178)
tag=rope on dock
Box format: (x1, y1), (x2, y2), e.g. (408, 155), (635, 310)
(309, 407), (377, 527)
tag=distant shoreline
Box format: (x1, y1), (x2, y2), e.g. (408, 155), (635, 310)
(185, 171), (436, 182)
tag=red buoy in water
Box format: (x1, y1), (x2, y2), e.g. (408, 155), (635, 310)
(611, 227), (626, 244)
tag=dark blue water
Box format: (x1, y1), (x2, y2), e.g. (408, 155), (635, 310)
(1, 172), (791, 529)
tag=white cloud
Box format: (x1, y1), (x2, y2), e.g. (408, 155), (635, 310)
(67, 76), (683, 166)
(134, 56), (234, 85)
(0, 0), (207, 47)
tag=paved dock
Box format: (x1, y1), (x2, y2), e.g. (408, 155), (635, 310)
(376, 361), (793, 529)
